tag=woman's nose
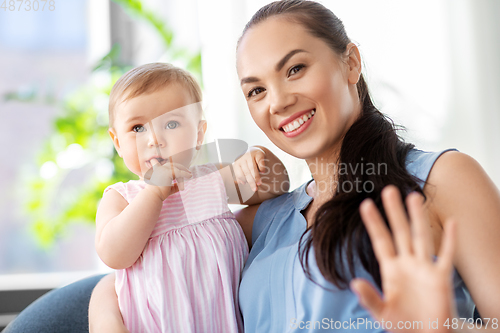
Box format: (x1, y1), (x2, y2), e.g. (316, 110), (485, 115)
(269, 87), (296, 114)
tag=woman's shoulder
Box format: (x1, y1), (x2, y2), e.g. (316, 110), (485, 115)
(412, 149), (487, 194)
(425, 150), (495, 208)
(405, 148), (458, 188)
(419, 149), (497, 245)
(425, 150), (484, 181)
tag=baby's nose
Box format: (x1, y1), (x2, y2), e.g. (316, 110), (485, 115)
(147, 128), (166, 147)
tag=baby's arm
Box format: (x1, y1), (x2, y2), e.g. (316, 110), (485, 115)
(95, 184), (164, 269)
(221, 145), (289, 206)
(89, 273), (129, 333)
(96, 160), (192, 269)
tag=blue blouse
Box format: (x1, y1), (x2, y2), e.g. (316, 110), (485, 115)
(239, 149), (475, 332)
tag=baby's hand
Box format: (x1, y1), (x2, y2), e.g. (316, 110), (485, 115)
(232, 146), (267, 192)
(144, 158), (192, 201)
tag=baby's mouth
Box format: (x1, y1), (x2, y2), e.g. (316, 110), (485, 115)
(146, 157), (168, 169)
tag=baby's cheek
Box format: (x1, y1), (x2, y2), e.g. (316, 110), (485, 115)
(134, 136), (148, 151)
(125, 151), (143, 174)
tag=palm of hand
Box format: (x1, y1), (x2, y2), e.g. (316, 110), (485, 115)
(351, 186), (456, 333)
(377, 254), (453, 329)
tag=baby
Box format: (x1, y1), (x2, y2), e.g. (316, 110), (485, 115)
(92, 63), (289, 332)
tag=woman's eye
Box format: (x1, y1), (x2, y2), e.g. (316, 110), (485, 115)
(288, 64), (305, 76)
(166, 121), (179, 129)
(247, 87), (265, 98)
(132, 125), (145, 133)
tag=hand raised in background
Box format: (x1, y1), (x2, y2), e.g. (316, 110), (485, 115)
(350, 186), (457, 333)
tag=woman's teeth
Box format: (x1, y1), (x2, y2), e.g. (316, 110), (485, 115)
(282, 109), (315, 133)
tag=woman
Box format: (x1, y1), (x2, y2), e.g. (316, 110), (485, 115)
(233, 1), (499, 331)
(5, 1), (500, 332)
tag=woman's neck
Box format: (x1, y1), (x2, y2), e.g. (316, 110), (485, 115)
(305, 146), (341, 202)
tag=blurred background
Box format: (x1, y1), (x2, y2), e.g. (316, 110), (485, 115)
(0, 0), (499, 327)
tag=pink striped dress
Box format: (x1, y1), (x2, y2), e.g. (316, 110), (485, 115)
(103, 164), (249, 333)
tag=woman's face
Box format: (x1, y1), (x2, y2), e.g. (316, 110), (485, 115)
(236, 17), (362, 162)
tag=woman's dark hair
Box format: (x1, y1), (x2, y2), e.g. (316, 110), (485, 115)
(238, 0), (424, 290)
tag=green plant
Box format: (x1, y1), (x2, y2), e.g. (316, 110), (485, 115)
(12, 0), (202, 247)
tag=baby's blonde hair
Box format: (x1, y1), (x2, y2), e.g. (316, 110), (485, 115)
(108, 63), (202, 128)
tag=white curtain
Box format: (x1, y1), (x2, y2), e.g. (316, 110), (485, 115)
(129, 0), (500, 188)
(441, 0), (500, 186)
(194, 0), (500, 188)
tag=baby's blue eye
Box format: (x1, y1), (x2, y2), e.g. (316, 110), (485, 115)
(166, 121), (179, 129)
(132, 125), (145, 133)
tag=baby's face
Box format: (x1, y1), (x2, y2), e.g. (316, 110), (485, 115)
(110, 84), (205, 179)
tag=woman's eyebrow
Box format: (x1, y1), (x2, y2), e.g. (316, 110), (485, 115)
(240, 49), (308, 86)
(240, 76), (259, 86)
(275, 49), (307, 72)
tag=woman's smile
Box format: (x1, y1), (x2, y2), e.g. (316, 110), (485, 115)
(280, 108), (315, 137)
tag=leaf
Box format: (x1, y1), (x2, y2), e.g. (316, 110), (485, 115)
(93, 43), (123, 71)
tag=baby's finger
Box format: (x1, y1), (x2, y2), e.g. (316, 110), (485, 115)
(381, 185), (412, 255)
(241, 161), (258, 191)
(406, 192), (433, 260)
(150, 158), (160, 169)
(257, 156), (266, 172)
(254, 150), (266, 172)
(170, 182), (180, 195)
(246, 158), (262, 186)
(231, 162), (246, 185)
(359, 198), (396, 261)
(169, 161), (192, 174)
(175, 178), (185, 191)
(167, 156), (191, 178)
(171, 165), (193, 181)
(437, 219), (456, 272)
(144, 159), (172, 186)
(145, 168), (172, 187)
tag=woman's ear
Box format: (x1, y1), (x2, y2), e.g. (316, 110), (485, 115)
(196, 120), (208, 150)
(108, 128), (122, 157)
(346, 42), (362, 85)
